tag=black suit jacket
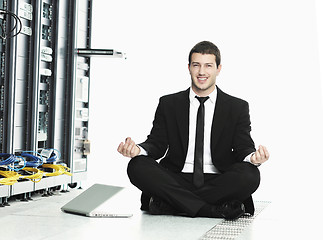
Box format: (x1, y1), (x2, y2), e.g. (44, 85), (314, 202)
(139, 86), (256, 173)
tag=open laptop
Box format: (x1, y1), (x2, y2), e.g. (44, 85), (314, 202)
(61, 184), (133, 218)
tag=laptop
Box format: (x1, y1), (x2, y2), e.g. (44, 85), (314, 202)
(61, 184), (133, 218)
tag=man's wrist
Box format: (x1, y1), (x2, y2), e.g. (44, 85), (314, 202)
(137, 145), (148, 156)
(250, 153), (261, 166)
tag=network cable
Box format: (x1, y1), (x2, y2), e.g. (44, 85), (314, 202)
(0, 153), (15, 166)
(41, 164), (72, 177)
(0, 9), (22, 39)
(20, 167), (44, 183)
(0, 170), (20, 185)
(7, 155), (26, 171)
(0, 154), (27, 170)
(22, 151), (43, 167)
(45, 148), (61, 163)
(46, 152), (57, 163)
(61, 165), (73, 176)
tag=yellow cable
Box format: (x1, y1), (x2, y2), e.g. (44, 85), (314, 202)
(0, 165), (72, 185)
(42, 164), (63, 176)
(21, 167), (44, 183)
(0, 170), (20, 185)
(42, 164), (73, 177)
(61, 165), (73, 176)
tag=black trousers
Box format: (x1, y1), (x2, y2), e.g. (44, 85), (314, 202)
(127, 155), (261, 217)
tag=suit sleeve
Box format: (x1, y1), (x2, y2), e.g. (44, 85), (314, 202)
(232, 101), (256, 162)
(138, 97), (169, 160)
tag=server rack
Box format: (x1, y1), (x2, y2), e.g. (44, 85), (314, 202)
(0, 0), (97, 202)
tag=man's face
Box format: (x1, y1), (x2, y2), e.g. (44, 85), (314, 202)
(189, 53), (221, 96)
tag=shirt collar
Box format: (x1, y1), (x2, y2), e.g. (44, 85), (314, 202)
(189, 86), (217, 104)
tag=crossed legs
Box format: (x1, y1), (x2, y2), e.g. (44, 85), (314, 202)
(127, 155), (260, 217)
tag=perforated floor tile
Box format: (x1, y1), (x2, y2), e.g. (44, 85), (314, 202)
(200, 201), (271, 240)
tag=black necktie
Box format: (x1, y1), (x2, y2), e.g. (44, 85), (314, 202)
(193, 96), (209, 188)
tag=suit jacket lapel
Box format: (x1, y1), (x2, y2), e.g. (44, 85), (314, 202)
(175, 88), (190, 155)
(211, 87), (231, 149)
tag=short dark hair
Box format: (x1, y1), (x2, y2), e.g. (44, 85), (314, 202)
(188, 41), (221, 67)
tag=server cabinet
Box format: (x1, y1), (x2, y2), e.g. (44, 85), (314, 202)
(0, 0), (92, 199)
(67, 0), (92, 182)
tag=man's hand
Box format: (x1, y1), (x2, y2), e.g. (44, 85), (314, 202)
(250, 145), (270, 165)
(117, 137), (141, 158)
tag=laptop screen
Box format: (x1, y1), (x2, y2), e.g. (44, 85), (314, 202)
(61, 184), (123, 215)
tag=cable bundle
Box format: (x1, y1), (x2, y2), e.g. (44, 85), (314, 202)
(20, 167), (44, 183)
(0, 148), (71, 185)
(22, 151), (43, 167)
(0, 9), (22, 39)
(0, 153), (26, 171)
(8, 156), (26, 171)
(0, 153), (15, 166)
(0, 170), (20, 185)
(44, 149), (60, 163)
(41, 164), (72, 177)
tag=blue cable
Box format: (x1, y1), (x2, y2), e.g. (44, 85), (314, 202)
(0, 153), (15, 166)
(7, 156), (26, 171)
(22, 151), (43, 167)
(46, 153), (57, 163)
(44, 148), (61, 163)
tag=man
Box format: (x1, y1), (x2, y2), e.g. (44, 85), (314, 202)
(117, 41), (269, 220)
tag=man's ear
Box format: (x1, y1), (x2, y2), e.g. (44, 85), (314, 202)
(216, 64), (222, 75)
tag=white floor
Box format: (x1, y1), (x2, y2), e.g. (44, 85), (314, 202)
(0, 183), (322, 240)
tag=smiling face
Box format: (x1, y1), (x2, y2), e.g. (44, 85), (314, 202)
(189, 53), (222, 97)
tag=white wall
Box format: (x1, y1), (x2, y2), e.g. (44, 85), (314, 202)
(316, 0), (323, 105)
(87, 0), (323, 204)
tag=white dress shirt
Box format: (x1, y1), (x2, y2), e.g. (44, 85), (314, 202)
(182, 87), (219, 173)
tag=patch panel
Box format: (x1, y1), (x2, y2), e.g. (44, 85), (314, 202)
(42, 24), (51, 41)
(42, 2), (52, 20)
(1, 53), (4, 79)
(38, 112), (48, 141)
(39, 90), (49, 105)
(0, 86), (4, 111)
(37, 0), (56, 162)
(0, 0), (7, 10)
(0, 0), (5, 154)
